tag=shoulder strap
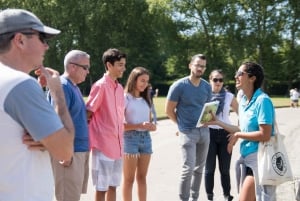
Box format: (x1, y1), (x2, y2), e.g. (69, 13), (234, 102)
(274, 111), (279, 135)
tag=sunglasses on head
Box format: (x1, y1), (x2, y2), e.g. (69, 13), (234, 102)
(212, 78), (223, 83)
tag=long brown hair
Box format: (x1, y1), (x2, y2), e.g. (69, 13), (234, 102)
(124, 67), (151, 107)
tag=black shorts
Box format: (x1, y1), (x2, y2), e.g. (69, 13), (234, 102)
(246, 166), (254, 176)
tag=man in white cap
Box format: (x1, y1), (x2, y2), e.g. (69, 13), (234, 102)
(0, 8), (74, 201)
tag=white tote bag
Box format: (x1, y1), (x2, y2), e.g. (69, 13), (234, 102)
(257, 120), (293, 185)
(296, 181), (300, 201)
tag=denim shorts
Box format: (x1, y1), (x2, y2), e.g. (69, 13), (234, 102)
(124, 130), (153, 154)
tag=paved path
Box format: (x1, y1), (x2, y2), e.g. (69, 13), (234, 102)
(64, 107), (300, 201)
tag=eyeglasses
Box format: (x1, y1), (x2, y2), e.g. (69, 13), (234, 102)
(212, 78), (223, 83)
(21, 32), (48, 44)
(235, 71), (248, 77)
(70, 62), (90, 71)
(192, 64), (206, 68)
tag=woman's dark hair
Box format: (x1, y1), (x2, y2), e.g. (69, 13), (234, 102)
(124, 67), (151, 107)
(209, 69), (224, 80)
(242, 61), (264, 91)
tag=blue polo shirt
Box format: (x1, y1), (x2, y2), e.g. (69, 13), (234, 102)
(239, 88), (274, 157)
(48, 76), (89, 152)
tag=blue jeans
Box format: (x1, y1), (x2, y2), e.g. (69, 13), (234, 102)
(205, 128), (232, 200)
(179, 127), (210, 201)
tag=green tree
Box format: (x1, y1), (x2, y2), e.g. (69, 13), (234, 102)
(1, 0), (299, 95)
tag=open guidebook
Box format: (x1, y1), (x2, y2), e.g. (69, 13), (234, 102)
(196, 100), (220, 127)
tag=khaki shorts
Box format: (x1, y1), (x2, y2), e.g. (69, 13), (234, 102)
(51, 152), (90, 201)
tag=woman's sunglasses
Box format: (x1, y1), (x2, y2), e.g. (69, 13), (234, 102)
(212, 78), (223, 83)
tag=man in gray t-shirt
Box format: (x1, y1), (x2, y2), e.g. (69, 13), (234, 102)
(166, 54), (212, 201)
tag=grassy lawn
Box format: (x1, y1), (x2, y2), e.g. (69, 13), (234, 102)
(84, 96), (291, 120)
(153, 96), (291, 119)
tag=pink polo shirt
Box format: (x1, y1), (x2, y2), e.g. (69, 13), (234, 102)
(86, 73), (125, 159)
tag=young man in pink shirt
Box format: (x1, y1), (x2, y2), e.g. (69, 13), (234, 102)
(86, 48), (126, 201)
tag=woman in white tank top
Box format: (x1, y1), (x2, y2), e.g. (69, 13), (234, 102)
(204, 69), (239, 201)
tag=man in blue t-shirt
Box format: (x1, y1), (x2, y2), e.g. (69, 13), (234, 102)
(48, 50), (90, 201)
(166, 54), (212, 201)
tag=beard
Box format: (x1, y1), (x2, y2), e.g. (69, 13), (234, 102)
(195, 73), (203, 79)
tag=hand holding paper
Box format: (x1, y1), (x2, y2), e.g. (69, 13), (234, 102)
(196, 101), (219, 127)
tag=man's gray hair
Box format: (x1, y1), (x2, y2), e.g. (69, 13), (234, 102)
(64, 50), (90, 70)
